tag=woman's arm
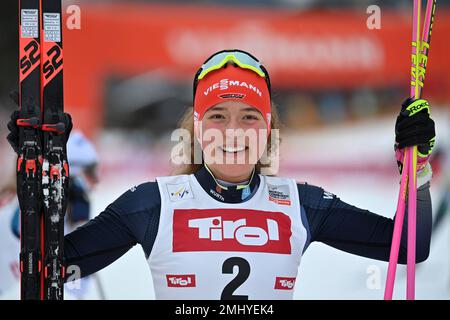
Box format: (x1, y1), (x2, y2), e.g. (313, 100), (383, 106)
(64, 182), (161, 278)
(298, 182), (432, 263)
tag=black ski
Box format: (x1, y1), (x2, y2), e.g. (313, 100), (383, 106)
(40, 0), (68, 300)
(18, 0), (43, 300)
(17, 0), (67, 300)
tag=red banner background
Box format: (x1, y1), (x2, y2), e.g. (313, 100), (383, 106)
(62, 4), (450, 135)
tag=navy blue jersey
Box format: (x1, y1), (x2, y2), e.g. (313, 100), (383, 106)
(65, 166), (432, 279)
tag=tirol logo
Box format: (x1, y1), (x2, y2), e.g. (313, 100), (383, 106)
(166, 274), (196, 287)
(173, 209), (292, 253)
(274, 277), (296, 290)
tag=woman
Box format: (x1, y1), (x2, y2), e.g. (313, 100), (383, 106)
(7, 50), (435, 299)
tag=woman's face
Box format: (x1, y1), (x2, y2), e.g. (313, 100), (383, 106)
(195, 101), (268, 182)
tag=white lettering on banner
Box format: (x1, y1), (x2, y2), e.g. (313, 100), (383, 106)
(220, 79), (228, 90)
(279, 279), (295, 289)
(166, 274), (196, 287)
(188, 216), (279, 246)
(173, 209), (292, 253)
(168, 25), (384, 71)
(168, 276), (191, 286)
(274, 277), (296, 290)
(203, 79), (262, 97)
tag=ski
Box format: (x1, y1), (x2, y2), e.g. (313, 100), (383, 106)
(40, 0), (68, 300)
(18, 0), (43, 300)
(17, 0), (67, 300)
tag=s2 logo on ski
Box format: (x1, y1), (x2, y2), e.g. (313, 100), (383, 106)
(43, 45), (62, 80)
(20, 40), (40, 77)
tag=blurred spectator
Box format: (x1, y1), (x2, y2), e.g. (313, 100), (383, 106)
(0, 130), (100, 299)
(317, 92), (347, 124)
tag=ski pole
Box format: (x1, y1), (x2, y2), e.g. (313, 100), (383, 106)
(385, 0), (437, 300)
(407, 0), (436, 300)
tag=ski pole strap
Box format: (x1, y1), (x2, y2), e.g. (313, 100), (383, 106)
(17, 117), (40, 128)
(42, 123), (66, 134)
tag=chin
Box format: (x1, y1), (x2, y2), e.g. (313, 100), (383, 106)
(210, 163), (256, 181)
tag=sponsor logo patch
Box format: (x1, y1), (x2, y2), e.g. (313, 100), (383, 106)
(209, 188), (225, 202)
(166, 274), (196, 287)
(167, 182), (193, 201)
(268, 184), (291, 206)
(203, 79), (263, 97)
(218, 93), (246, 99)
(173, 209), (292, 253)
(274, 277), (296, 290)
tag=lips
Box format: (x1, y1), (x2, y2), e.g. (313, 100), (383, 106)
(218, 145), (249, 154)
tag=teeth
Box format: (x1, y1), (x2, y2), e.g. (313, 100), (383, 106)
(221, 146), (246, 153)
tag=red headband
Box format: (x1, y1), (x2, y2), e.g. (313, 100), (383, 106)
(194, 66), (271, 130)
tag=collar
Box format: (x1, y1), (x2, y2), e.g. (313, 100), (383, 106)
(194, 165), (260, 203)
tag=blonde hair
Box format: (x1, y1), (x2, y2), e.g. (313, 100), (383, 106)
(171, 102), (282, 176)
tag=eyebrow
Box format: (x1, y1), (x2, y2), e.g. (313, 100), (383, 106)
(241, 107), (260, 113)
(208, 106), (226, 111)
(208, 106), (260, 113)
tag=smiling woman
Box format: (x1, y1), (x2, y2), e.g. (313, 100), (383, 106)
(172, 101), (281, 179)
(6, 48), (435, 300)
(171, 50), (282, 181)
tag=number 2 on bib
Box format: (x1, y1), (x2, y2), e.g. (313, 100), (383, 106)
(221, 257), (250, 300)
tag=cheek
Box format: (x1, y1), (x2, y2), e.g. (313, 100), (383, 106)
(248, 122), (269, 157)
(243, 117), (267, 130)
(202, 120), (222, 131)
(199, 120), (225, 149)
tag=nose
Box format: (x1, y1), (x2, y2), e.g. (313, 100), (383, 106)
(224, 117), (244, 138)
(224, 115), (240, 131)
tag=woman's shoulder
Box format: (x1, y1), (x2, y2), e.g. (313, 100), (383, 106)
(108, 173), (192, 214)
(295, 181), (337, 209)
(108, 181), (161, 215)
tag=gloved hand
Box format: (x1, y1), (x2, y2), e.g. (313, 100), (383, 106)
(6, 91), (73, 154)
(395, 98), (435, 187)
